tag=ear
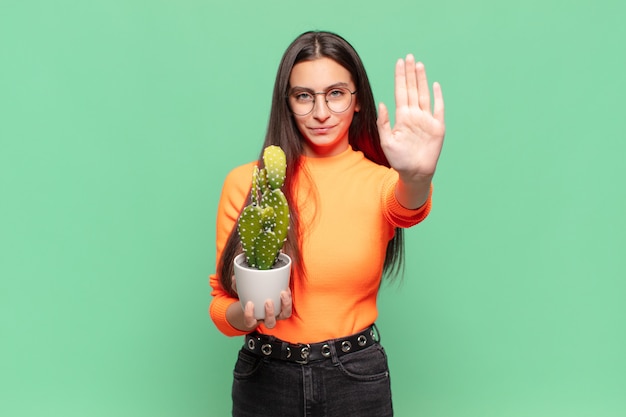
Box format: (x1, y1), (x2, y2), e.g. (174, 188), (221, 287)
(354, 97), (361, 112)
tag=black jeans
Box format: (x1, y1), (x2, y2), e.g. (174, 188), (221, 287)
(232, 342), (393, 417)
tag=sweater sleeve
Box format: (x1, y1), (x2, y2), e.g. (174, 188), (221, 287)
(209, 163), (256, 337)
(381, 169), (433, 228)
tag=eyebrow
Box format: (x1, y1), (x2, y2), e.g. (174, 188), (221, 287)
(288, 82), (351, 94)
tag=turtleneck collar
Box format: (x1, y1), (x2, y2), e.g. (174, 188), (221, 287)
(301, 145), (360, 168)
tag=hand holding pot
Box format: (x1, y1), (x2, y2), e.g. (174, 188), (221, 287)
(231, 275), (293, 330)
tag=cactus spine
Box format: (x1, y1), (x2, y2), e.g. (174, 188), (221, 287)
(237, 146), (289, 270)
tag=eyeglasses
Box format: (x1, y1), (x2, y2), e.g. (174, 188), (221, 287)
(288, 87), (357, 116)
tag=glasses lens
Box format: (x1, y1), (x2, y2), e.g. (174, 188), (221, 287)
(290, 92), (314, 116)
(289, 88), (354, 115)
(326, 88), (353, 113)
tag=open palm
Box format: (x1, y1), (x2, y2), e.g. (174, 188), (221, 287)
(377, 54), (445, 181)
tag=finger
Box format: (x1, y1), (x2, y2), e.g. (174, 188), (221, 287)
(404, 54), (420, 108)
(416, 61), (431, 113)
(433, 81), (445, 123)
(278, 289), (292, 320)
(394, 58), (408, 109)
(243, 301), (258, 329)
(264, 300), (276, 329)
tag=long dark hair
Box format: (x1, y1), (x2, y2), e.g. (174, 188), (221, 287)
(218, 31), (404, 295)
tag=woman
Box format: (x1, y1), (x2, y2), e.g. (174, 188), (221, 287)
(210, 30), (445, 417)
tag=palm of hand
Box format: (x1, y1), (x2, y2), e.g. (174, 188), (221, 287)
(377, 55), (445, 179)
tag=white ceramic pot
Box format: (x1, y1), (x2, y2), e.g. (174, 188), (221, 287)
(233, 253), (291, 320)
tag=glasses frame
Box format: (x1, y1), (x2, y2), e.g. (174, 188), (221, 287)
(287, 87), (357, 116)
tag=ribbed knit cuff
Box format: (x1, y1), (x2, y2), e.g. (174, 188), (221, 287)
(382, 174), (433, 228)
(209, 298), (249, 337)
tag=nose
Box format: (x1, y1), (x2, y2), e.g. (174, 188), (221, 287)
(312, 94), (330, 121)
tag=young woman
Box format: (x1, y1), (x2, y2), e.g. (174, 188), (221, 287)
(210, 30), (445, 417)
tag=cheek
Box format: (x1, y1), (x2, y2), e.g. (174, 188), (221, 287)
(293, 117), (307, 136)
(341, 112), (356, 128)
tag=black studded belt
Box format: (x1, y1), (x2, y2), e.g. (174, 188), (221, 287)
(243, 324), (379, 364)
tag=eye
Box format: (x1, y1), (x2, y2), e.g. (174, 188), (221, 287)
(327, 88), (347, 100)
(293, 91), (313, 102)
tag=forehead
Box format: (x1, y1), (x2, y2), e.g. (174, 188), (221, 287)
(289, 57), (353, 89)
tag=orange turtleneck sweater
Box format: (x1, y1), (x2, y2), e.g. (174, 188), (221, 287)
(209, 146), (432, 344)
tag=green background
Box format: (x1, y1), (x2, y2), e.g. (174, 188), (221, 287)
(1, 0), (625, 416)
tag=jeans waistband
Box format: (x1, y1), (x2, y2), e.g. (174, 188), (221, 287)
(243, 324), (379, 364)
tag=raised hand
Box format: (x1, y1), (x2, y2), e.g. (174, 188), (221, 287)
(377, 54), (445, 208)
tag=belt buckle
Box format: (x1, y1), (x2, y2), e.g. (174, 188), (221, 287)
(295, 344), (311, 364)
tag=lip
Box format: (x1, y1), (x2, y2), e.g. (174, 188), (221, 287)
(308, 125), (336, 134)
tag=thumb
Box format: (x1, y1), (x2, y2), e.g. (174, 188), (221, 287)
(377, 102), (391, 141)
(231, 275), (238, 295)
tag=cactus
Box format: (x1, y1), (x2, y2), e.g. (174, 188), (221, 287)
(237, 145), (289, 270)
